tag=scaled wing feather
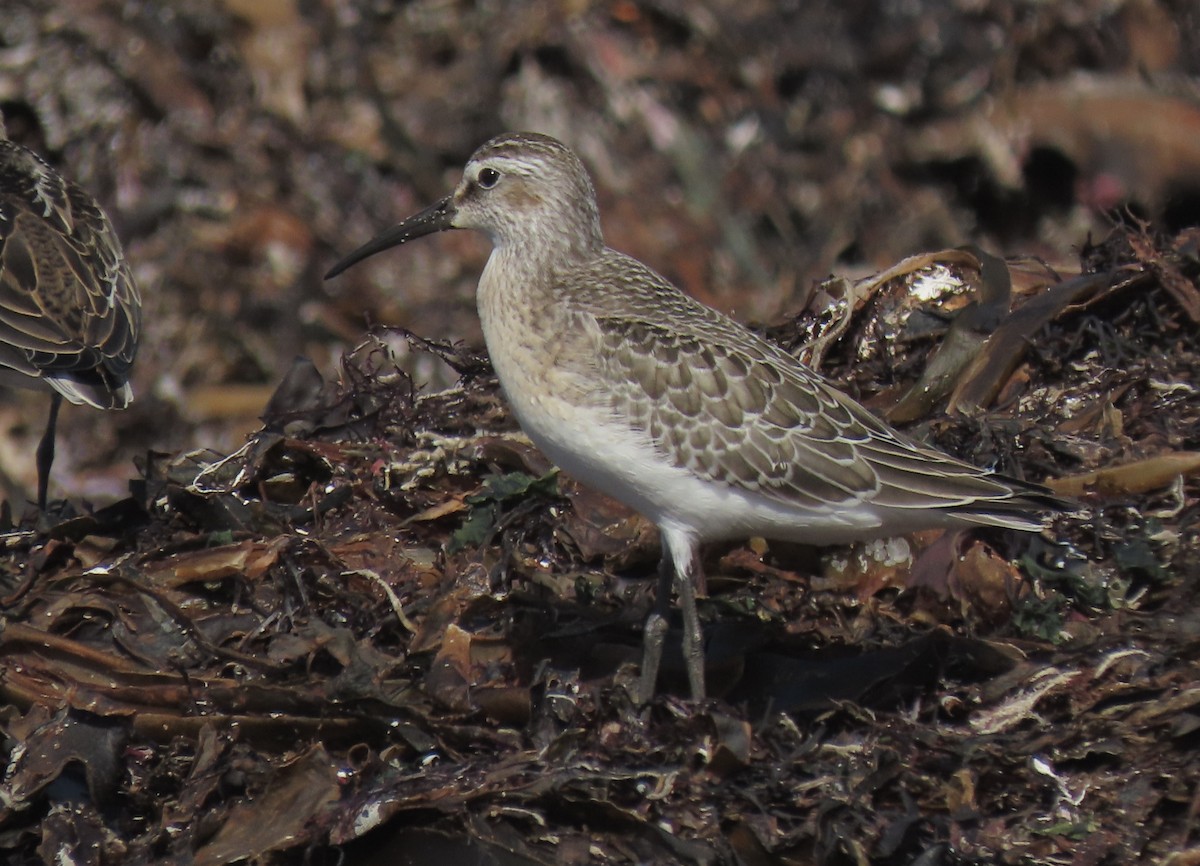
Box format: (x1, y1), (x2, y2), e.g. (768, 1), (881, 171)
(0, 140), (140, 408)
(570, 250), (1048, 520)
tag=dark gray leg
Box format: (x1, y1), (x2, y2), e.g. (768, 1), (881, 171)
(676, 554), (706, 701)
(35, 392), (62, 511)
(636, 546), (706, 703)
(636, 554), (674, 704)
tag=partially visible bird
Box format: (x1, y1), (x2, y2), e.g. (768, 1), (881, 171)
(326, 132), (1063, 702)
(0, 115), (141, 510)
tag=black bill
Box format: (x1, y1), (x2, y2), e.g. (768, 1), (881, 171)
(324, 195), (455, 279)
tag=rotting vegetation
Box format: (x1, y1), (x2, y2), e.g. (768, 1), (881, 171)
(0, 1), (1199, 863)
(0, 225), (1197, 864)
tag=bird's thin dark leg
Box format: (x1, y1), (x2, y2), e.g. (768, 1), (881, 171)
(654, 547), (674, 619)
(676, 553), (706, 701)
(636, 553), (674, 704)
(35, 392), (62, 511)
(637, 548), (707, 703)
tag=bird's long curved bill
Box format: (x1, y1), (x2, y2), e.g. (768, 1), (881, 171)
(324, 196), (455, 279)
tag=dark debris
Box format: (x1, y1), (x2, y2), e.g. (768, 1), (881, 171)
(1, 2), (1199, 864)
(0, 224), (1195, 864)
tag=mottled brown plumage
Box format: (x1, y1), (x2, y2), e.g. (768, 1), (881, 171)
(0, 119), (141, 508)
(327, 132), (1063, 701)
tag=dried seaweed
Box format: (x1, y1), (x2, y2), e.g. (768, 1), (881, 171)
(0, 2), (1198, 864)
(0, 223), (1194, 864)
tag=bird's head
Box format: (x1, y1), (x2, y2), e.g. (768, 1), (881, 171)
(325, 131), (603, 279)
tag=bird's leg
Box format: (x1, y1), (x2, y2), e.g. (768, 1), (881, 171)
(636, 547), (707, 703)
(676, 553), (706, 701)
(35, 392), (62, 511)
(636, 553), (674, 704)
(654, 545), (674, 619)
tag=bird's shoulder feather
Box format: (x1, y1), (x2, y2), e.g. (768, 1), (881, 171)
(562, 250), (1039, 514)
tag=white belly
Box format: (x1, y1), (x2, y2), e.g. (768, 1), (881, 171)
(505, 387), (914, 547)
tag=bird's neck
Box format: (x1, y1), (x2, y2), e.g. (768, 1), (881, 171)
(477, 240), (553, 328)
(479, 224), (596, 301)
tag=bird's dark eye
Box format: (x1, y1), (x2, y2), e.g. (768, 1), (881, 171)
(477, 167), (501, 189)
